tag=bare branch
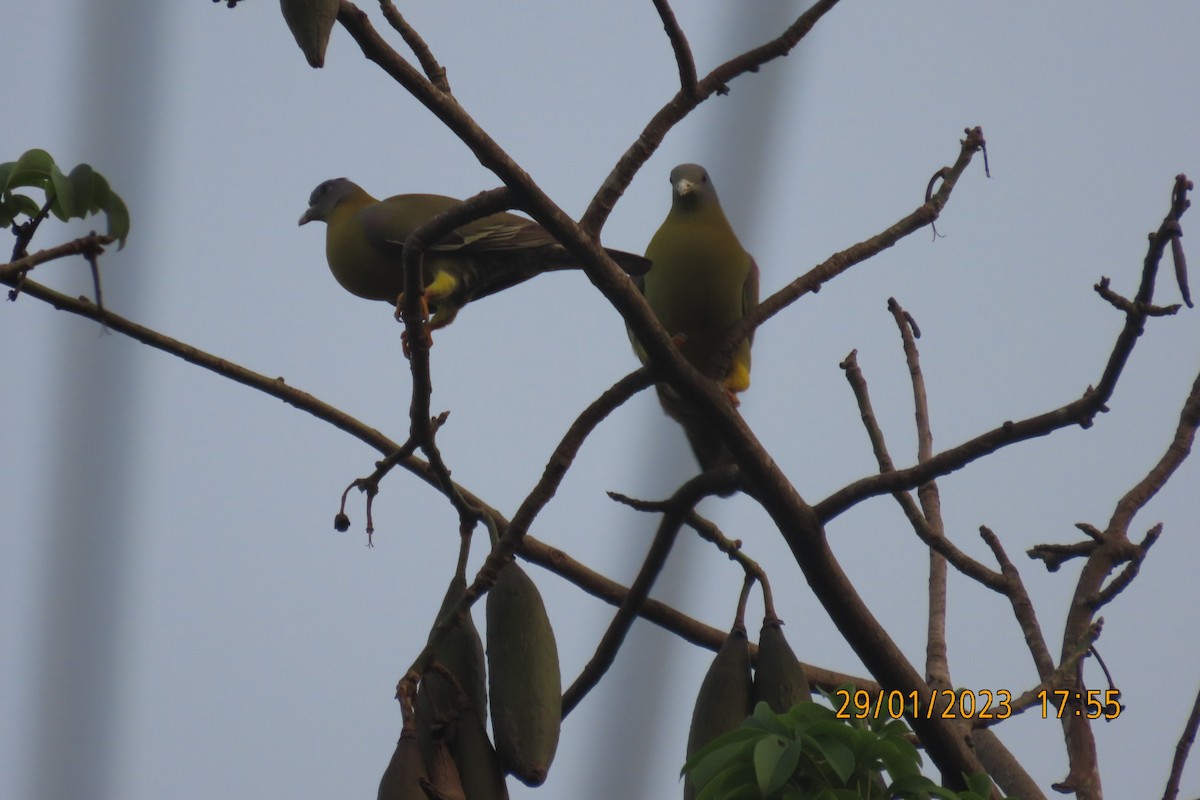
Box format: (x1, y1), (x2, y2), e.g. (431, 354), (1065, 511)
(582, 0), (844, 234)
(1088, 524), (1161, 610)
(1163, 682), (1200, 800)
(650, 0), (698, 99)
(2, 261), (868, 701)
(377, 0), (450, 92)
(821, 168), (1191, 530)
(398, 188), (516, 531)
(1027, 540), (1095, 572)
(562, 468), (741, 715)
(838, 350), (1004, 590)
(1108, 367), (1200, 535)
(979, 527), (1056, 680)
(518, 534), (862, 695)
(883, 298), (952, 687)
(504, 366), (655, 554)
(717, 128), (987, 379)
(1, 232), (114, 287)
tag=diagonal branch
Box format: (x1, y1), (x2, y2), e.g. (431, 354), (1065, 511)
(650, 0), (698, 100)
(1, 233), (114, 287)
(3, 262), (869, 696)
(377, 0), (450, 92)
(398, 188), (516, 531)
(716, 128), (987, 380)
(1162, 682), (1200, 800)
(582, 0), (844, 234)
(562, 467), (741, 716)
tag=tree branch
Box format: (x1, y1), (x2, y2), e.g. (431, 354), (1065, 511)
(562, 468), (741, 715)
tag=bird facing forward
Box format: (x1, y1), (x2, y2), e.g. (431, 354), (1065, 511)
(632, 163), (760, 469)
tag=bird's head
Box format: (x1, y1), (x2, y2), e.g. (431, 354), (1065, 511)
(668, 163), (719, 212)
(298, 177), (361, 225)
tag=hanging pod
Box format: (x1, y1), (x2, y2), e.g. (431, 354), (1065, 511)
(453, 709), (510, 800)
(752, 614), (811, 713)
(685, 622), (753, 800)
(376, 730), (429, 800)
(486, 561), (562, 787)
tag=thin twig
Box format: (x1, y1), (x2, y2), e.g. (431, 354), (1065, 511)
(838, 350), (1004, 590)
(400, 188), (516, 531)
(581, 0), (844, 234)
(2, 267), (871, 696)
(714, 128), (987, 383)
(562, 467), (740, 715)
(1163, 682), (1200, 800)
(650, 0), (698, 100)
(979, 527), (1056, 680)
(378, 0), (450, 92)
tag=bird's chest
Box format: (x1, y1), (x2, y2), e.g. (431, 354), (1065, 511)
(325, 211), (404, 301)
(645, 237), (747, 332)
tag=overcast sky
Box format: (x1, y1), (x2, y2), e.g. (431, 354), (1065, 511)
(3, 3), (1200, 799)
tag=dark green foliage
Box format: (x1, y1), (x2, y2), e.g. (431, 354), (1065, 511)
(682, 698), (996, 800)
(1, 149), (129, 248)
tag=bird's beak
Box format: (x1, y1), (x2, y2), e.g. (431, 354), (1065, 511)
(298, 207), (316, 226)
(673, 178), (695, 198)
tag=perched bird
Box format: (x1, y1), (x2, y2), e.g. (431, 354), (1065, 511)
(631, 163), (760, 470)
(300, 178), (650, 336)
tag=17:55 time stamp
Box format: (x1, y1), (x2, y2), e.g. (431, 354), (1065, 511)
(834, 688), (1123, 721)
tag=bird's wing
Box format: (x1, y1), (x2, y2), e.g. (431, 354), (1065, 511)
(743, 254), (760, 347)
(361, 194), (556, 255)
(445, 215), (558, 253)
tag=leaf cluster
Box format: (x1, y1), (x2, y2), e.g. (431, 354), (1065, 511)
(683, 697), (996, 800)
(0, 148), (129, 248)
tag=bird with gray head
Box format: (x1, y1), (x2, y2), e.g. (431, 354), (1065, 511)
(630, 163), (760, 470)
(300, 177), (651, 334)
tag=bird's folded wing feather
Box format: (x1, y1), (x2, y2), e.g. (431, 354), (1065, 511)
(364, 193), (558, 255)
(743, 255), (760, 347)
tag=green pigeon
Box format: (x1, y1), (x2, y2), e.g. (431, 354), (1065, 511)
(299, 178), (650, 335)
(632, 163), (760, 469)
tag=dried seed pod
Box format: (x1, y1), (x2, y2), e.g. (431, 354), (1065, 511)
(279, 0), (338, 68)
(414, 574), (487, 763)
(453, 710), (510, 800)
(753, 614), (811, 713)
(685, 622), (752, 800)
(429, 574), (488, 725)
(377, 730), (428, 800)
(425, 739), (467, 800)
(486, 561), (561, 787)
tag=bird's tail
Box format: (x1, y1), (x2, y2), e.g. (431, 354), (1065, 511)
(545, 246), (651, 277)
(603, 248), (652, 277)
(656, 385), (735, 472)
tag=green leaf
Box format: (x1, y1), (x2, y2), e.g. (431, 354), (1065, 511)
(746, 702), (793, 737)
(789, 700), (837, 725)
(755, 736), (801, 796)
(102, 188), (130, 248)
(67, 163), (97, 217)
(683, 727), (763, 778)
(86, 172), (112, 213)
(10, 148), (55, 189)
(5, 193), (42, 222)
(685, 731), (762, 788)
(49, 163), (73, 220)
(810, 736), (856, 784)
(695, 762), (754, 800)
(829, 790), (868, 800)
(0, 161), (14, 195)
(963, 771), (994, 798)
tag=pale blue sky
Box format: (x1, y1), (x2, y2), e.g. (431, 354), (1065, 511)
(3, 3), (1199, 799)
